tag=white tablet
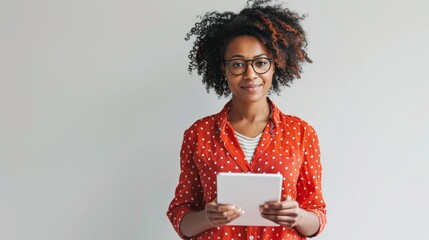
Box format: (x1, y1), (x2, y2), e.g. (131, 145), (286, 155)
(217, 172), (283, 226)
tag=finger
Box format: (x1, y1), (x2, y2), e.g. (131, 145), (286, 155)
(208, 209), (243, 226)
(262, 201), (298, 210)
(206, 199), (235, 211)
(206, 203), (236, 212)
(207, 205), (242, 217)
(261, 202), (298, 210)
(205, 198), (220, 210)
(281, 194), (293, 201)
(207, 209), (238, 219)
(260, 214), (297, 225)
(210, 211), (242, 222)
(260, 208), (299, 217)
(260, 206), (295, 218)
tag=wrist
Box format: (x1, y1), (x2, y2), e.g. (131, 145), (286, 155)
(202, 209), (214, 227)
(294, 209), (320, 237)
(181, 210), (214, 238)
(295, 207), (307, 228)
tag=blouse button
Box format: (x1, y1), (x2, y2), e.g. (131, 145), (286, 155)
(249, 236), (254, 240)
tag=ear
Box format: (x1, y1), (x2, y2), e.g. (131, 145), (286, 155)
(220, 64), (226, 76)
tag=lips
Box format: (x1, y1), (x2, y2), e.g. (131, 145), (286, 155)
(241, 84), (263, 92)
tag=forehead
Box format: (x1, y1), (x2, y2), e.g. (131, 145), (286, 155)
(224, 35), (271, 58)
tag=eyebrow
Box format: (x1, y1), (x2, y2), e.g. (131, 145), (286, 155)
(229, 54), (268, 59)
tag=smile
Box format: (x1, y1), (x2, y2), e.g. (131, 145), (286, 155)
(241, 84), (263, 92)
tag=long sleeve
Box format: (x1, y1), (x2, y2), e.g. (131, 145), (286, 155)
(296, 123), (327, 237)
(167, 128), (205, 239)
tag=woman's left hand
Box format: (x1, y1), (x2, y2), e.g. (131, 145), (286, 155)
(260, 196), (303, 228)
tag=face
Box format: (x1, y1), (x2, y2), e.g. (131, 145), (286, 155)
(223, 35), (275, 104)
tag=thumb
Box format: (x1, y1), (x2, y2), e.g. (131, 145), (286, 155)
(281, 194), (291, 201)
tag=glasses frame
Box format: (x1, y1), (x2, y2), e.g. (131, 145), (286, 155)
(224, 57), (274, 76)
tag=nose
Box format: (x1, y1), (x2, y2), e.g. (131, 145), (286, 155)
(243, 61), (257, 80)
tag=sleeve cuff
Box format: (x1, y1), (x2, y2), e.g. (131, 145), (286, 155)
(168, 205), (194, 239)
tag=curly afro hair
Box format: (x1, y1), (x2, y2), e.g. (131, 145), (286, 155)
(185, 0), (312, 97)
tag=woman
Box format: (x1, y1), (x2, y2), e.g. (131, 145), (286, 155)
(167, 0), (326, 239)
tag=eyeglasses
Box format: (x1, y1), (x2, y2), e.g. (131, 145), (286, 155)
(224, 57), (274, 75)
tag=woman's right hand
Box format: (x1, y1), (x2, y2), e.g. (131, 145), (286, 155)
(180, 199), (244, 237)
(204, 199), (244, 227)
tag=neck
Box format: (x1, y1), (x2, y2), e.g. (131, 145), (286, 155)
(228, 97), (270, 122)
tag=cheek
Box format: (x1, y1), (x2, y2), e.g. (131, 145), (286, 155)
(264, 73), (274, 84)
(225, 74), (240, 84)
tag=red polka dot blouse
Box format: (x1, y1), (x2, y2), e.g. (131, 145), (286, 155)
(167, 98), (327, 239)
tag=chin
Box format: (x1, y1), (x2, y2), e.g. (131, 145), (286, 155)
(237, 93), (268, 104)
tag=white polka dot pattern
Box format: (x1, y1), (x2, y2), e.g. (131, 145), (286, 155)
(167, 98), (326, 239)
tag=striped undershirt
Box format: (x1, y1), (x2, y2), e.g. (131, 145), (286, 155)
(234, 131), (262, 163)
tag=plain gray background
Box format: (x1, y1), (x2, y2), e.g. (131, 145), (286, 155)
(1, 0), (428, 239)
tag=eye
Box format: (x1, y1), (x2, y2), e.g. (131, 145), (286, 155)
(255, 59), (269, 67)
(230, 60), (245, 68)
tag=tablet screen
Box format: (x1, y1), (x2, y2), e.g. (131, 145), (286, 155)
(217, 172), (282, 226)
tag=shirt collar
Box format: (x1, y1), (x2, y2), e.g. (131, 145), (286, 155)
(216, 97), (282, 131)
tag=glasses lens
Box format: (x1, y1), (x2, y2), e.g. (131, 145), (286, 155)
(228, 59), (246, 75)
(253, 58), (271, 74)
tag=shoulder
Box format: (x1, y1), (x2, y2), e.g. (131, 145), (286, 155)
(269, 98), (316, 133)
(183, 101), (230, 135)
(186, 114), (217, 131)
(279, 112), (313, 128)
(182, 113), (220, 139)
(277, 111), (319, 138)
